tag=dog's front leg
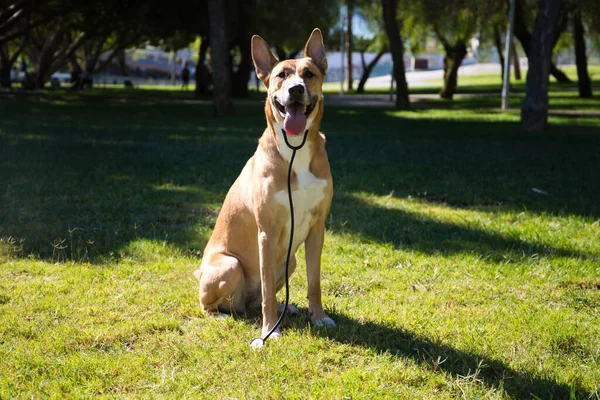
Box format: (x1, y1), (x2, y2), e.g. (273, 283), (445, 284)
(258, 229), (280, 337)
(305, 220), (336, 328)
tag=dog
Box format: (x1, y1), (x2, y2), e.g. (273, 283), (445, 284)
(193, 28), (335, 344)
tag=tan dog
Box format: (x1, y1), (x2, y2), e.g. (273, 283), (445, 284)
(193, 29), (335, 344)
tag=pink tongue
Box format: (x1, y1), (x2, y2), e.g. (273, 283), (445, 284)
(283, 103), (306, 136)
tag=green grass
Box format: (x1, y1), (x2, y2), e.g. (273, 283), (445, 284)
(1, 93), (600, 398)
(423, 65), (600, 95)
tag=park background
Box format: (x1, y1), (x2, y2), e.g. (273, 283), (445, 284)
(1, 0), (600, 398)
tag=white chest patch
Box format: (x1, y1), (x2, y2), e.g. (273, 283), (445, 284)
(274, 162), (327, 255)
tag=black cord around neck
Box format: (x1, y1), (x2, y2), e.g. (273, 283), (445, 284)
(250, 129), (309, 348)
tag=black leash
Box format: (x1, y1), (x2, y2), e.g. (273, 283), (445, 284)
(250, 128), (309, 348)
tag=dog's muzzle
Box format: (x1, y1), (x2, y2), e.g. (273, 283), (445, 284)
(274, 96), (317, 136)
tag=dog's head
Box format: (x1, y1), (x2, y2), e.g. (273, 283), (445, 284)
(252, 28), (327, 136)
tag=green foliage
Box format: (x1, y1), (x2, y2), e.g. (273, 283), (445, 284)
(403, 0), (504, 52)
(400, 9), (430, 54)
(355, 30), (389, 53)
(254, 0), (339, 54)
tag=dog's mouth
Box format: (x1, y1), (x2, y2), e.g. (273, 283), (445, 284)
(274, 97), (317, 136)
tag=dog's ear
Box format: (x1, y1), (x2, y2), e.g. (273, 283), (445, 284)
(304, 28), (327, 74)
(252, 35), (279, 85)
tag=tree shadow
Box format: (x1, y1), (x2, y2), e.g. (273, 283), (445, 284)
(329, 192), (590, 261)
(0, 100), (262, 261)
(305, 312), (591, 399)
(221, 303), (590, 397)
(323, 106), (600, 219)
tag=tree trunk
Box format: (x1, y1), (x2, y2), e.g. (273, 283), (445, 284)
(116, 49), (128, 76)
(72, 38), (103, 89)
(572, 8), (592, 98)
(493, 25), (505, 82)
(515, 0), (571, 82)
(96, 45), (122, 74)
(512, 44), (521, 80)
(346, 0), (354, 91)
(521, 0), (561, 132)
(356, 50), (385, 93)
(381, 0), (410, 110)
(549, 6), (571, 83)
(1, 37), (26, 87)
(232, 42), (251, 97)
(231, 0), (254, 98)
(513, 0), (569, 83)
(32, 31), (63, 89)
(208, 0), (232, 116)
(44, 32), (88, 85)
(274, 46), (299, 60)
(195, 36), (210, 97)
(440, 41), (467, 99)
(68, 54), (82, 84)
(275, 46), (287, 61)
(0, 43), (12, 87)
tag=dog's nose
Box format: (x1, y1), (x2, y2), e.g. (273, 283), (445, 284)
(288, 84), (305, 96)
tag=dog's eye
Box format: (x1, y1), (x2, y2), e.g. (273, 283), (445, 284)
(304, 70), (314, 79)
(277, 71), (286, 78)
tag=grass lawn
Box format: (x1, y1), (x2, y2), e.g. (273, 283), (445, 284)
(329, 65), (600, 96)
(1, 92), (600, 398)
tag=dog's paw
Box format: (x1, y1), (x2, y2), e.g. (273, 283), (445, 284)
(263, 327), (282, 339)
(315, 317), (337, 329)
(205, 311), (231, 319)
(250, 328), (282, 350)
(278, 303), (299, 315)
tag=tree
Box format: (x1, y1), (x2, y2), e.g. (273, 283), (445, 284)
(511, 42), (522, 80)
(521, 0), (562, 132)
(11, 0), (153, 89)
(355, 33), (387, 93)
(572, 5), (592, 97)
(194, 36), (210, 96)
(230, 0), (256, 97)
(207, 0), (232, 116)
(346, 0), (354, 91)
(25, 24), (91, 89)
(413, 0), (503, 99)
(352, 1), (388, 93)
(0, 0), (65, 88)
(513, 0), (571, 83)
(0, 0), (45, 45)
(254, 0), (338, 59)
(492, 24), (507, 83)
(381, 0), (410, 109)
(0, 36), (26, 87)
(435, 30), (469, 99)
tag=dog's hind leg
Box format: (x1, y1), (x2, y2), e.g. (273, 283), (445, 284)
(195, 254), (245, 315)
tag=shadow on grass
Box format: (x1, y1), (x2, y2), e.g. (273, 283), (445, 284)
(1, 98), (599, 261)
(324, 106), (600, 219)
(310, 312), (589, 399)
(0, 100), (265, 261)
(330, 193), (590, 261)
